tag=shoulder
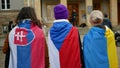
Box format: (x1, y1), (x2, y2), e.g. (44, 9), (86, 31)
(69, 27), (79, 34)
(72, 26), (78, 31)
(68, 27), (79, 37)
(9, 26), (18, 36)
(31, 24), (43, 31)
(31, 25), (45, 37)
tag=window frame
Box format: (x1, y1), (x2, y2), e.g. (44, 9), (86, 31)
(1, 0), (10, 10)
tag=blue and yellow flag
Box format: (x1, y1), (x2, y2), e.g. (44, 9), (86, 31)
(83, 26), (118, 68)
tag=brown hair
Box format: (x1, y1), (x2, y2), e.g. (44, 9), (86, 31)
(16, 7), (42, 28)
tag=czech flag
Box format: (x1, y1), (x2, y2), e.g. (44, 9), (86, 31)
(47, 19), (82, 68)
(9, 20), (45, 68)
(83, 26), (118, 68)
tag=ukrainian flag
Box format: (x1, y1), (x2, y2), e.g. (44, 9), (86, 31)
(83, 26), (118, 68)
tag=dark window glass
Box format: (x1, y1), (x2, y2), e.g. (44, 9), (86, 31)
(7, 0), (10, 9)
(2, 0), (5, 3)
(1, 0), (10, 9)
(1, 0), (5, 9)
(7, 4), (10, 9)
(2, 4), (5, 9)
(7, 0), (10, 3)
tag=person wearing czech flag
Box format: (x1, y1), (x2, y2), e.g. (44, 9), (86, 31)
(47, 4), (82, 68)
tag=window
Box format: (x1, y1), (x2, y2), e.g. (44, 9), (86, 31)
(1, 0), (10, 10)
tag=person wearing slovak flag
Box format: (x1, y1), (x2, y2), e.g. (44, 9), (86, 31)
(47, 4), (83, 68)
(8, 7), (47, 68)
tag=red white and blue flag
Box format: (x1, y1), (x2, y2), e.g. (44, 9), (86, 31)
(48, 19), (82, 68)
(9, 20), (45, 68)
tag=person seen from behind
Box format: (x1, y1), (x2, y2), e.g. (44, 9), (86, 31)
(47, 4), (82, 68)
(2, 21), (16, 68)
(8, 7), (48, 68)
(83, 10), (118, 68)
(71, 9), (78, 26)
(101, 13), (112, 30)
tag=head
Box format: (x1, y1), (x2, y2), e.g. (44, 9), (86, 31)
(8, 21), (13, 32)
(54, 4), (68, 19)
(9, 21), (13, 25)
(104, 13), (108, 18)
(89, 10), (104, 25)
(73, 9), (76, 12)
(16, 7), (41, 27)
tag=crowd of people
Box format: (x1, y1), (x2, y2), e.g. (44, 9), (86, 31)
(2, 4), (118, 68)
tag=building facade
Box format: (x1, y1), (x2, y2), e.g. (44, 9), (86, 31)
(0, 0), (120, 34)
(39, 0), (120, 27)
(0, 0), (24, 34)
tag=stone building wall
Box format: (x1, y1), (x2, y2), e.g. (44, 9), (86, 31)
(0, 10), (19, 34)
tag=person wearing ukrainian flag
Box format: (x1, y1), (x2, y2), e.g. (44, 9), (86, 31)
(47, 4), (82, 68)
(83, 10), (118, 68)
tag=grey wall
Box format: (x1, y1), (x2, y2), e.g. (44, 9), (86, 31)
(0, 0), (24, 10)
(0, 1), (2, 9)
(10, 0), (24, 10)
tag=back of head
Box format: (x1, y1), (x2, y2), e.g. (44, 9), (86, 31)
(90, 10), (104, 25)
(8, 21), (13, 32)
(104, 13), (108, 18)
(54, 4), (68, 19)
(16, 7), (41, 28)
(16, 7), (37, 21)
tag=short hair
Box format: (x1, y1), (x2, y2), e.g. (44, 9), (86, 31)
(104, 13), (108, 18)
(90, 10), (103, 24)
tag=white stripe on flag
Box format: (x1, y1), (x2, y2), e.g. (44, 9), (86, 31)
(48, 32), (60, 68)
(9, 26), (17, 68)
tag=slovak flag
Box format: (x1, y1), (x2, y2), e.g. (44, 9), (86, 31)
(8, 20), (45, 68)
(14, 28), (34, 45)
(47, 19), (82, 68)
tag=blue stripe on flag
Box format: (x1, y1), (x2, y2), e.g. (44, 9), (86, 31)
(17, 45), (31, 68)
(18, 20), (31, 29)
(17, 20), (34, 68)
(50, 21), (72, 51)
(83, 27), (109, 68)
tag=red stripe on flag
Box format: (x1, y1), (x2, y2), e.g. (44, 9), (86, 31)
(59, 27), (82, 68)
(31, 25), (45, 68)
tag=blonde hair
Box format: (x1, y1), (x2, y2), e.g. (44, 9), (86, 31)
(90, 10), (103, 24)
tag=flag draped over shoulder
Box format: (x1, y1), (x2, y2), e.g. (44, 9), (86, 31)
(105, 26), (118, 68)
(48, 19), (82, 68)
(83, 26), (118, 68)
(9, 20), (45, 68)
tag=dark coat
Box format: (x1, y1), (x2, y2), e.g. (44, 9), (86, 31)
(102, 18), (112, 30)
